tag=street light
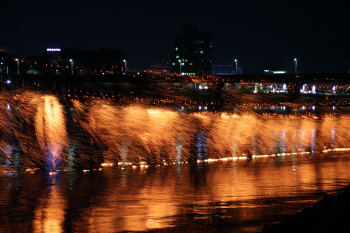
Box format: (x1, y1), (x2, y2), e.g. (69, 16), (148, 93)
(123, 59), (127, 75)
(70, 59), (73, 74)
(234, 59), (237, 75)
(178, 59), (182, 75)
(15, 58), (19, 74)
(294, 58), (297, 74)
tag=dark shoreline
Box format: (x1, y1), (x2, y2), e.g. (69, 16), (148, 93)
(262, 184), (350, 233)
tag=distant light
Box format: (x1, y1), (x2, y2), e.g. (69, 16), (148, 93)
(272, 71), (286, 74)
(7, 104), (10, 109)
(47, 48), (61, 52)
(6, 80), (11, 84)
(302, 84), (306, 91)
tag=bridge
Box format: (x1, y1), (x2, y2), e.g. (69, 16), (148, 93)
(1, 73), (350, 107)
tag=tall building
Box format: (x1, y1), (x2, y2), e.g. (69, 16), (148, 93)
(171, 27), (212, 75)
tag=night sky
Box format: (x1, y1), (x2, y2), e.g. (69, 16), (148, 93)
(2, 0), (350, 74)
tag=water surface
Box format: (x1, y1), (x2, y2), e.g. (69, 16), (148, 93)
(1, 153), (350, 232)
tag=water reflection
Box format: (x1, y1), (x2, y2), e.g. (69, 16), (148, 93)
(33, 173), (66, 232)
(1, 154), (350, 232)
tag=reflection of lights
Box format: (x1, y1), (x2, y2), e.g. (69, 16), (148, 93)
(33, 173), (66, 233)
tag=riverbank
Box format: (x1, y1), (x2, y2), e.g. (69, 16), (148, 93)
(262, 184), (350, 233)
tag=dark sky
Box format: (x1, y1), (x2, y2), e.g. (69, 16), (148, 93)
(2, 0), (350, 73)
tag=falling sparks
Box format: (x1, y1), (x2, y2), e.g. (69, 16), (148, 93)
(1, 90), (350, 173)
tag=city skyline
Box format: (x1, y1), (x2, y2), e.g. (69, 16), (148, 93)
(2, 0), (350, 74)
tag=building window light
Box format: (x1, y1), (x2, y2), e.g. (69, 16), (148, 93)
(175, 47), (178, 51)
(200, 51), (204, 54)
(190, 63), (193, 65)
(172, 63), (175, 65)
(176, 55), (179, 58)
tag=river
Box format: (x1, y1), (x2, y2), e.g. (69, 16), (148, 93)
(1, 93), (350, 232)
(1, 152), (350, 232)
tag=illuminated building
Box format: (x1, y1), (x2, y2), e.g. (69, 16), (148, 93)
(171, 27), (212, 75)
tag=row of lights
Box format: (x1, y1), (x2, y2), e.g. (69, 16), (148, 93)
(176, 58), (297, 75)
(2, 58), (127, 75)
